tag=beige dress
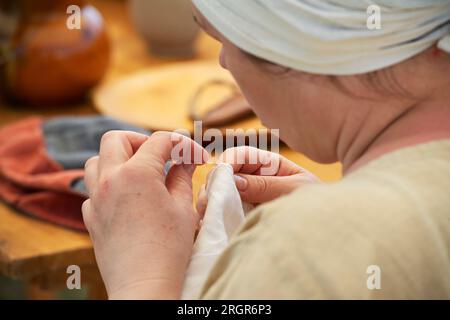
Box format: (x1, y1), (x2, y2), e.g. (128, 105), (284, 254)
(200, 140), (450, 299)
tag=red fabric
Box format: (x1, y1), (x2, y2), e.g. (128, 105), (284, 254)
(0, 117), (87, 231)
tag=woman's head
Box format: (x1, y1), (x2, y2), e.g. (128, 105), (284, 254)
(192, 1), (450, 165)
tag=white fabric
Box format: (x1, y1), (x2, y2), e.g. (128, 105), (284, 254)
(193, 0), (450, 75)
(182, 164), (252, 300)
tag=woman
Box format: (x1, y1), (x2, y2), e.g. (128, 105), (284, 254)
(82, 1), (450, 299)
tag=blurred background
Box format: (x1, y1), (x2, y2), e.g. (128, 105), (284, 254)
(0, 0), (341, 299)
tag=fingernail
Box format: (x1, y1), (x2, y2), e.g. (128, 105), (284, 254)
(234, 175), (248, 191)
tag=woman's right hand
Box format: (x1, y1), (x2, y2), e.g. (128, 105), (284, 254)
(197, 146), (320, 215)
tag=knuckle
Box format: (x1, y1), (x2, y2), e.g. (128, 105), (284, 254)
(81, 200), (93, 229)
(81, 199), (90, 215)
(152, 131), (170, 140)
(151, 131), (175, 149)
(84, 155), (98, 169)
(97, 173), (114, 198)
(255, 176), (269, 193)
(100, 130), (117, 143)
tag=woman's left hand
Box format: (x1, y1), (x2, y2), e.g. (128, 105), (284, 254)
(82, 131), (207, 299)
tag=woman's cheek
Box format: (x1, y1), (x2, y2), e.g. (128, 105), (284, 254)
(223, 46), (279, 124)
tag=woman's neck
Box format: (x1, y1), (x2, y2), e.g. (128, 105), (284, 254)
(344, 99), (450, 174)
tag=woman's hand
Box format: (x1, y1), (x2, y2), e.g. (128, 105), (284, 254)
(197, 146), (319, 215)
(82, 131), (207, 300)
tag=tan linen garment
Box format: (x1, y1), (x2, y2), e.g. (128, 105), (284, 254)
(200, 140), (450, 299)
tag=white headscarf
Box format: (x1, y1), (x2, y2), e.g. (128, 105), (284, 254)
(193, 0), (450, 75)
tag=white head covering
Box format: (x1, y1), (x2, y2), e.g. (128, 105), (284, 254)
(193, 0), (450, 75)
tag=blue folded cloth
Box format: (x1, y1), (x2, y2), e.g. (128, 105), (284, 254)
(43, 116), (151, 196)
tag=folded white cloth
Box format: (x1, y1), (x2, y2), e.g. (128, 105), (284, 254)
(182, 164), (252, 300)
(193, 0), (450, 75)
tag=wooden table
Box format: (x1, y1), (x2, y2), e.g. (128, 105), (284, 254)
(0, 0), (341, 299)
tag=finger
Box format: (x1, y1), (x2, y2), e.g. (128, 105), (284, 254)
(218, 146), (261, 173)
(81, 199), (93, 234)
(274, 157), (301, 176)
(196, 184), (208, 219)
(254, 152), (300, 176)
(84, 156), (99, 194)
(219, 146), (300, 176)
(130, 131), (208, 178)
(234, 174), (309, 204)
(165, 163), (197, 206)
(98, 130), (149, 173)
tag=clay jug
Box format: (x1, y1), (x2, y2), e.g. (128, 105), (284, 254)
(0, 0), (110, 106)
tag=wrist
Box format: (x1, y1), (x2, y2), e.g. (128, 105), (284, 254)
(108, 277), (183, 300)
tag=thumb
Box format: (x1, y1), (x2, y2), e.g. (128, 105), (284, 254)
(233, 174), (307, 204)
(165, 164), (196, 206)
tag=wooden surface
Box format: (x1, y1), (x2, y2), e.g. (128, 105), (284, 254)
(0, 0), (341, 297)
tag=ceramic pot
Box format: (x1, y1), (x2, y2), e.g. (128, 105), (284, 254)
(129, 0), (200, 57)
(0, 0), (110, 106)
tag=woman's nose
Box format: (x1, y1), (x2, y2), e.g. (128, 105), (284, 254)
(219, 47), (228, 69)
